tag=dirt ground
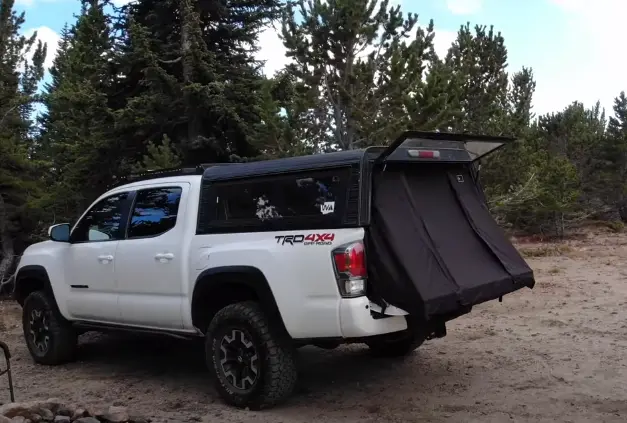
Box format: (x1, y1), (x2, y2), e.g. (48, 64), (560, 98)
(1, 228), (627, 423)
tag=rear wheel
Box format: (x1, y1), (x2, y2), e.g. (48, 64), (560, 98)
(206, 301), (298, 410)
(22, 290), (78, 365)
(366, 332), (424, 358)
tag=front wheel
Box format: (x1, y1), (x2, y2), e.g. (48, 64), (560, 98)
(206, 301), (298, 410)
(22, 290), (78, 365)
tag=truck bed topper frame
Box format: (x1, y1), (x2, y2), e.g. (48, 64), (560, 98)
(107, 131), (515, 188)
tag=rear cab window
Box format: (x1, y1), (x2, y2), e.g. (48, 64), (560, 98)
(204, 168), (351, 231)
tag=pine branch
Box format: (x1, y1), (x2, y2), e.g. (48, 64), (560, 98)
(488, 172), (538, 209)
(0, 105), (20, 129)
(159, 57), (182, 64)
(0, 258), (17, 296)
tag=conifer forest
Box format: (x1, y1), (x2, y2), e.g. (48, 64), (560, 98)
(1, 0), (627, 288)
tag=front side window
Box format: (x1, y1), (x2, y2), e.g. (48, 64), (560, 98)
(214, 169), (348, 224)
(71, 192), (130, 242)
(127, 187), (182, 238)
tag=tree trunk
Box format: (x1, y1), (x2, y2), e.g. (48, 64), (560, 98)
(181, 0), (201, 147)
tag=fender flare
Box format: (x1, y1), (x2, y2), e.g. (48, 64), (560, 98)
(191, 265), (286, 332)
(14, 265), (55, 305)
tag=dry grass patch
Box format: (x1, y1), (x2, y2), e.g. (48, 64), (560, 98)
(547, 266), (563, 274)
(518, 243), (573, 258)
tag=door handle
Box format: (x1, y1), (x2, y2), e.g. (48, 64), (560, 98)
(155, 253), (174, 262)
(97, 255), (114, 262)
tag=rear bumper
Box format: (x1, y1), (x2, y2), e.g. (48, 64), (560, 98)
(339, 296), (407, 338)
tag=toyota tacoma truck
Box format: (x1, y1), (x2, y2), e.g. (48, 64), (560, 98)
(13, 131), (535, 409)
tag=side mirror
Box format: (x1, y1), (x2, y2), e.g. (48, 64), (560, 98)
(49, 223), (71, 242)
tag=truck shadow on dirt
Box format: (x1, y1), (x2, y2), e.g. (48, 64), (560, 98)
(69, 331), (450, 403)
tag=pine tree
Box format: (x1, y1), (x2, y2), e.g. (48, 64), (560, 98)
(597, 92), (627, 219)
(35, 24), (71, 161)
(0, 0), (47, 289)
(114, 0), (281, 165)
(132, 134), (182, 172)
(445, 23), (509, 135)
(481, 67), (537, 199)
(249, 73), (315, 159)
(281, 0), (452, 151)
(506, 101), (608, 235)
(37, 0), (118, 221)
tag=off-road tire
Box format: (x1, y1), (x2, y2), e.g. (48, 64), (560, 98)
(366, 333), (424, 358)
(206, 301), (298, 410)
(22, 290), (78, 365)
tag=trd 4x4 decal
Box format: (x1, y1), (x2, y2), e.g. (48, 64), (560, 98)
(275, 233), (335, 246)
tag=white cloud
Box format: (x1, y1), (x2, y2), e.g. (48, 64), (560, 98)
(111, 0), (135, 6)
(22, 26), (60, 72)
(15, 0), (68, 7)
(256, 23), (289, 77)
(445, 0), (483, 15)
(549, 0), (586, 12)
(532, 0), (627, 116)
(256, 20), (456, 77)
(432, 29), (456, 58)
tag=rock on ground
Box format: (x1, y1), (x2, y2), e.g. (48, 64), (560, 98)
(0, 402), (146, 423)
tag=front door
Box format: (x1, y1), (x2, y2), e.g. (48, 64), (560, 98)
(114, 183), (189, 330)
(64, 191), (132, 323)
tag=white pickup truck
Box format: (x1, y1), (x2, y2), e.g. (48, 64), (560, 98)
(13, 131), (535, 409)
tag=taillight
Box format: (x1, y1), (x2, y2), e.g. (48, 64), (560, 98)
(332, 241), (367, 297)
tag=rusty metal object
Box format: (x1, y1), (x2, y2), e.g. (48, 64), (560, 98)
(0, 341), (14, 402)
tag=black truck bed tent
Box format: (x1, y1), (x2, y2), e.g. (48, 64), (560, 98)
(366, 157), (535, 322)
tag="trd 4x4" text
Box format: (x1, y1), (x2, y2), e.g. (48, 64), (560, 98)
(275, 233), (335, 246)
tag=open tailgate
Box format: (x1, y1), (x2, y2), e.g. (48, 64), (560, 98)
(366, 131), (535, 322)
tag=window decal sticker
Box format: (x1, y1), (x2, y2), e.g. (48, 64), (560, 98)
(321, 201), (335, 215)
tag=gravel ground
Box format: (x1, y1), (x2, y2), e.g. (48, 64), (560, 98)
(1, 229), (627, 423)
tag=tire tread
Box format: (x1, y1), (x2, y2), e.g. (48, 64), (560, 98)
(207, 301), (297, 410)
(22, 290), (77, 365)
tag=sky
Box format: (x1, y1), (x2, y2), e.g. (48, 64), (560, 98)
(14, 0), (627, 119)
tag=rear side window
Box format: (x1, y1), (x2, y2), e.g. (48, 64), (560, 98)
(127, 187), (182, 238)
(213, 169), (349, 226)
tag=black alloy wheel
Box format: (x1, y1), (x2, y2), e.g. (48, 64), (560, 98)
(22, 290), (78, 365)
(217, 327), (260, 392)
(27, 307), (51, 355)
(206, 301), (298, 410)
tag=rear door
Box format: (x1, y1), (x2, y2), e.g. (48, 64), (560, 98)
(114, 182), (190, 330)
